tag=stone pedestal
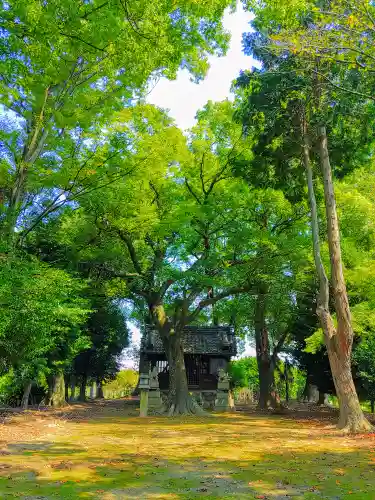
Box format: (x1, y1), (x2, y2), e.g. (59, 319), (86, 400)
(214, 390), (231, 412)
(214, 370), (235, 412)
(139, 372), (150, 417)
(140, 390), (149, 417)
(148, 388), (164, 411)
(148, 366), (164, 413)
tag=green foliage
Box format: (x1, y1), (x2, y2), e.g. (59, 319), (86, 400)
(73, 296), (130, 383)
(229, 357), (259, 390)
(353, 335), (375, 402)
(230, 356), (305, 401)
(0, 254), (90, 381)
(103, 369), (138, 398)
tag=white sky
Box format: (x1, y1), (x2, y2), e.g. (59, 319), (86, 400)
(147, 4), (255, 130)
(122, 5), (256, 368)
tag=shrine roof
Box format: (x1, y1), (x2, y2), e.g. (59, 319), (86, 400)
(141, 325), (236, 356)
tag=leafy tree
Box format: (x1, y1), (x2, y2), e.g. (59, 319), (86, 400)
(72, 296), (130, 401)
(234, 5), (375, 429)
(103, 369), (139, 399)
(41, 101), (266, 415)
(0, 254), (90, 408)
(0, 0), (232, 241)
(353, 336), (375, 413)
(229, 357), (259, 391)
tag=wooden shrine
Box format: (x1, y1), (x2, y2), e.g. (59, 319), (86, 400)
(140, 325), (236, 393)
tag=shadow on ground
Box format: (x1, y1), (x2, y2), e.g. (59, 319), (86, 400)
(0, 401), (374, 499)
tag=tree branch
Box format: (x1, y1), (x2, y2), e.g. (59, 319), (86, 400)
(116, 229), (144, 275)
(184, 178), (202, 204)
(187, 284), (254, 322)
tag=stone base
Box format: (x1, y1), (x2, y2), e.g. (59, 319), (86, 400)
(192, 391), (216, 410)
(148, 389), (164, 412)
(214, 390), (235, 412)
(158, 390), (235, 412)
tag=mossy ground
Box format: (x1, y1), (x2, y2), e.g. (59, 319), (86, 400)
(0, 400), (374, 499)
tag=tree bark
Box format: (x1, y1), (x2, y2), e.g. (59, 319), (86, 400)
(79, 375), (87, 402)
(162, 332), (204, 415)
(50, 371), (66, 407)
(302, 117), (371, 432)
(65, 378), (69, 402)
(317, 125), (371, 432)
(150, 302), (204, 416)
(96, 381), (104, 399)
(44, 375), (54, 406)
(4, 91), (49, 240)
(70, 377), (76, 402)
(285, 362), (290, 403)
(21, 381), (32, 409)
(90, 382), (96, 399)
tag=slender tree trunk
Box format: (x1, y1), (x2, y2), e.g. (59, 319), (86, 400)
(79, 375), (87, 402)
(371, 400), (374, 414)
(302, 118), (371, 432)
(50, 371), (66, 407)
(254, 287), (272, 409)
(65, 377), (69, 402)
(70, 377), (76, 402)
(96, 381), (104, 399)
(285, 362), (289, 403)
(21, 381), (32, 409)
(4, 94), (49, 240)
(90, 382), (96, 399)
(318, 125), (371, 431)
(44, 375), (54, 406)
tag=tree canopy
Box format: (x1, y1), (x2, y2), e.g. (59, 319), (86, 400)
(2, 0), (375, 432)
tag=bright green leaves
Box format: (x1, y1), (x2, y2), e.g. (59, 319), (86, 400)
(0, 254), (90, 374)
(1, 0), (233, 239)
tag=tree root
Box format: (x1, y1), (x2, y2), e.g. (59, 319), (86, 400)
(152, 395), (207, 417)
(337, 416), (374, 434)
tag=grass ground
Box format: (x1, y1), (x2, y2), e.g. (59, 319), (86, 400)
(0, 400), (374, 499)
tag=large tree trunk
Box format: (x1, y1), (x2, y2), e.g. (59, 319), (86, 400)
(79, 375), (87, 402)
(50, 371), (66, 407)
(162, 333), (204, 415)
(254, 287), (272, 409)
(150, 302), (204, 416)
(21, 381), (32, 409)
(302, 119), (371, 432)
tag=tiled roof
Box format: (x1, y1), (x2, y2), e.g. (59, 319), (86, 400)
(141, 325), (236, 355)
